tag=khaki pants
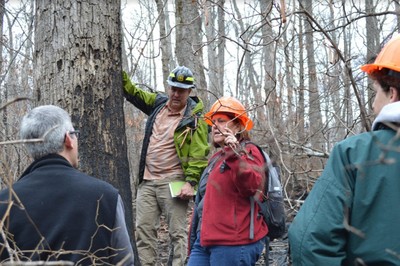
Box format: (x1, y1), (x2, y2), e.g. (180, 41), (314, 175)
(136, 178), (189, 266)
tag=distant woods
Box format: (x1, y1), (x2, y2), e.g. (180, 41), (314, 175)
(0, 0), (399, 222)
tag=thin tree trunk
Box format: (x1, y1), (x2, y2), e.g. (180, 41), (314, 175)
(205, 1), (220, 99)
(175, 0), (208, 103)
(156, 0), (174, 88)
(297, 10), (305, 142)
(0, 0), (6, 163)
(205, 0), (225, 101)
(396, 0), (400, 32)
(327, 0), (343, 146)
(342, 7), (354, 137)
(260, 0), (277, 136)
(217, 0), (225, 97)
(365, 0), (380, 114)
(302, 0), (324, 152)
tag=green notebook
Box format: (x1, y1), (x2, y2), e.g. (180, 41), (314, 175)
(169, 181), (197, 198)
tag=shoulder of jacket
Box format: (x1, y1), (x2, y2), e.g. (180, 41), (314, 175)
(188, 97), (204, 112)
(154, 93), (168, 106)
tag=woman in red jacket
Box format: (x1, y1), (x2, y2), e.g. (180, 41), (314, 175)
(188, 96), (268, 266)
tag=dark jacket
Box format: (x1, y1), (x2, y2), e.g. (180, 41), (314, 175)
(288, 101), (400, 265)
(0, 154), (122, 265)
(123, 72), (209, 184)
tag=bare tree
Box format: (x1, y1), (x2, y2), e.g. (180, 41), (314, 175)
(259, 0), (277, 147)
(0, 1), (35, 185)
(204, 0), (225, 100)
(155, 0), (174, 88)
(365, 0), (380, 111)
(33, 0), (139, 264)
(2, 1), (400, 263)
(301, 0), (324, 154)
(175, 0), (208, 103)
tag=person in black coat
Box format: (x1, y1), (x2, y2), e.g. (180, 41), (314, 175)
(0, 105), (134, 265)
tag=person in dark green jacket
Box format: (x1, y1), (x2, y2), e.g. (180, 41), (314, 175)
(122, 66), (209, 266)
(289, 34), (400, 265)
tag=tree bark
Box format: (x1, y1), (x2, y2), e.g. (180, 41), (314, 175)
(260, 0), (277, 133)
(205, 0), (225, 101)
(175, 0), (208, 103)
(155, 0), (174, 88)
(301, 0), (324, 152)
(365, 0), (380, 116)
(34, 1), (139, 264)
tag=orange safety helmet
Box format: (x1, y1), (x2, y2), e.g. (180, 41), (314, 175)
(361, 34), (400, 75)
(204, 96), (253, 131)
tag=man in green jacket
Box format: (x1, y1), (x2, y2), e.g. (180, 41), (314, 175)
(123, 66), (209, 266)
(289, 35), (400, 265)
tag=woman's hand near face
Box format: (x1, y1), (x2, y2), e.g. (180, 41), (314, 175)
(211, 113), (240, 148)
(223, 127), (239, 149)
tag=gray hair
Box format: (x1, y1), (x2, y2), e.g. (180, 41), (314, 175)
(20, 105), (73, 160)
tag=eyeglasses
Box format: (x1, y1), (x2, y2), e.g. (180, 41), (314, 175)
(69, 130), (80, 139)
(64, 130), (80, 142)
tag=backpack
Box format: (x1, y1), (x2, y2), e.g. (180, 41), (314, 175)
(247, 142), (286, 241)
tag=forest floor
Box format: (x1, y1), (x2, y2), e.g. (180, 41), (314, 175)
(153, 202), (290, 266)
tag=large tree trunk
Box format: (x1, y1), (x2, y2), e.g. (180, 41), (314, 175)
(33, 1), (140, 265)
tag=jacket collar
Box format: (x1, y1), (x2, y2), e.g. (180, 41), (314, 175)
(372, 101), (400, 131)
(19, 154), (72, 180)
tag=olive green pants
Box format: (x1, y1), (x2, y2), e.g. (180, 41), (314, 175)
(135, 178), (189, 266)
